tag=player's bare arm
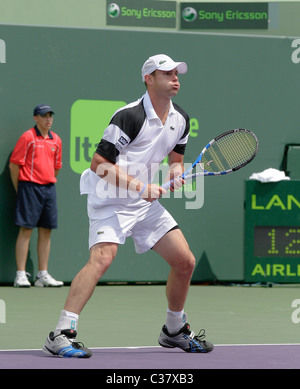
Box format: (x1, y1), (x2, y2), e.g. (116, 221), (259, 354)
(167, 150), (185, 192)
(90, 152), (166, 202)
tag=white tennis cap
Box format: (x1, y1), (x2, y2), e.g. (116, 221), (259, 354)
(141, 54), (187, 82)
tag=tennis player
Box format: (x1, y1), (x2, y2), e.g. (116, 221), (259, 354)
(43, 54), (214, 357)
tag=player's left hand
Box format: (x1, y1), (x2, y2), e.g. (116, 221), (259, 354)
(170, 171), (185, 192)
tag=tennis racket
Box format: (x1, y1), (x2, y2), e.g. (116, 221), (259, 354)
(162, 128), (259, 190)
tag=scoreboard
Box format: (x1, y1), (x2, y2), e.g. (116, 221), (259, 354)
(245, 180), (300, 283)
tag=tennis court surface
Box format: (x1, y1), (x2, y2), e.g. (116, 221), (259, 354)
(1, 284), (300, 369)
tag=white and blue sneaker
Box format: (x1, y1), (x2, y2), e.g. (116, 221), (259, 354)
(43, 329), (92, 358)
(158, 323), (214, 353)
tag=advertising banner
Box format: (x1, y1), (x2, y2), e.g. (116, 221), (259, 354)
(106, 0), (177, 28)
(181, 2), (268, 29)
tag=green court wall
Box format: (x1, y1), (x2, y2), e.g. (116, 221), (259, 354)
(0, 24), (299, 284)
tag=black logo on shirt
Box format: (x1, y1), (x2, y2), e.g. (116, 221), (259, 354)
(116, 135), (129, 151)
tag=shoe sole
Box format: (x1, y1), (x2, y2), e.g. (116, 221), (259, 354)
(42, 344), (92, 358)
(158, 334), (214, 353)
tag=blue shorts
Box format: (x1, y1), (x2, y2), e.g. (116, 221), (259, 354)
(15, 181), (58, 229)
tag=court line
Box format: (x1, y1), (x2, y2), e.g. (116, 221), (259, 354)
(1, 343), (300, 353)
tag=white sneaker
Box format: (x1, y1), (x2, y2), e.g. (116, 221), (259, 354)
(43, 329), (92, 358)
(14, 272), (31, 287)
(34, 273), (64, 287)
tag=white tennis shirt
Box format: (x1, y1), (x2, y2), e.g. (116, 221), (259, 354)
(80, 91), (190, 205)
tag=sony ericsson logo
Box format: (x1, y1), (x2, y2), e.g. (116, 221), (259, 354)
(107, 3), (120, 18)
(107, 2), (176, 21)
(0, 39), (6, 63)
(182, 7), (197, 22)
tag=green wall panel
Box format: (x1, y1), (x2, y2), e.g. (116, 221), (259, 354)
(0, 24), (299, 283)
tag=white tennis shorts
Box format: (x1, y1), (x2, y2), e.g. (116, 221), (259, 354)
(87, 195), (177, 254)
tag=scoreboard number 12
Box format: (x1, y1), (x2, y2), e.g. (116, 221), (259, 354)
(254, 226), (300, 257)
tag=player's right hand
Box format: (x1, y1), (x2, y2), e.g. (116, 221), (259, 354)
(140, 184), (167, 202)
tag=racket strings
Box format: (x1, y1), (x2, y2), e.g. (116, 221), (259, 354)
(202, 132), (257, 172)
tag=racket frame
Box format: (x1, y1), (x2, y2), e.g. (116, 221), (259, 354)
(162, 128), (259, 189)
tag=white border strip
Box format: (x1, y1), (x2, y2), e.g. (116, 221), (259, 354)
(0, 22), (299, 40)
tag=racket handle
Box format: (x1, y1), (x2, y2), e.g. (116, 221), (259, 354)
(162, 172), (188, 190)
(161, 180), (173, 190)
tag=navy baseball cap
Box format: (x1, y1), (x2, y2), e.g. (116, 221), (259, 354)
(33, 104), (54, 116)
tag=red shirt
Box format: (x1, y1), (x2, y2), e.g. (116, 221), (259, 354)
(10, 126), (62, 185)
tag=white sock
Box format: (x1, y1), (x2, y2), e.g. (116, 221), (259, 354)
(37, 270), (48, 278)
(17, 271), (26, 277)
(54, 310), (79, 335)
(165, 309), (187, 334)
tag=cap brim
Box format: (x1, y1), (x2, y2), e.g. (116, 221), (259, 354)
(36, 110), (54, 116)
(159, 61), (187, 74)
